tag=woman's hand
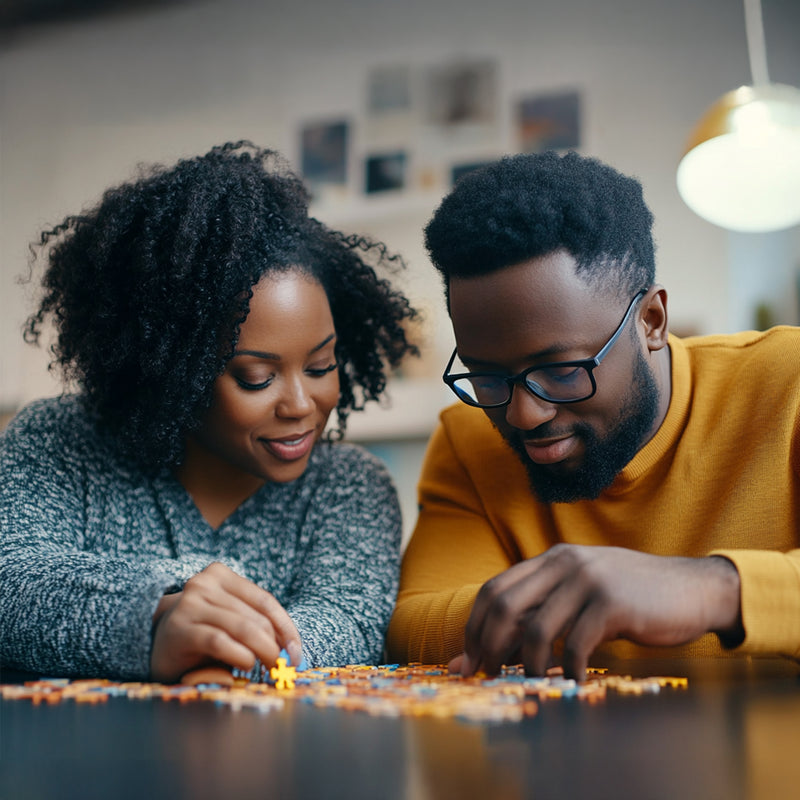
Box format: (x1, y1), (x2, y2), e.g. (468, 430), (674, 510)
(150, 562), (303, 683)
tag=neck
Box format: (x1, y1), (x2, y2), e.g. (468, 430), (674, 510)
(174, 438), (265, 529)
(648, 341), (673, 443)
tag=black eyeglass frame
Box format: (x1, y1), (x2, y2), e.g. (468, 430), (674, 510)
(443, 289), (648, 408)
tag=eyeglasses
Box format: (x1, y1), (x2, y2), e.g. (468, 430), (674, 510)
(443, 289), (647, 408)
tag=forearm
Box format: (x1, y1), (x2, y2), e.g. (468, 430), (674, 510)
(386, 584), (480, 664)
(0, 552), (176, 678)
(289, 600), (386, 666)
(287, 554), (399, 666)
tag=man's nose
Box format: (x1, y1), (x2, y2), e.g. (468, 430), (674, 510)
(504, 383), (557, 431)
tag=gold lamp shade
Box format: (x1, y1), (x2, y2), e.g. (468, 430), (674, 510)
(677, 83), (800, 232)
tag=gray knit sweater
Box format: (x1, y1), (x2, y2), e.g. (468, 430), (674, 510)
(0, 395), (402, 679)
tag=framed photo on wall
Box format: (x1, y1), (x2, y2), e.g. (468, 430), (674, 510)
(516, 90), (581, 152)
(300, 119), (350, 196)
(365, 151), (407, 194)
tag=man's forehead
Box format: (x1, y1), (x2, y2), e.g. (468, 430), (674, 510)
(448, 260), (619, 365)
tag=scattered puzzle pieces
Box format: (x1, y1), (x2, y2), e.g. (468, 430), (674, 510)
(0, 664), (688, 723)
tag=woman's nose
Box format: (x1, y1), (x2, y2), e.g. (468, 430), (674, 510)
(276, 376), (315, 418)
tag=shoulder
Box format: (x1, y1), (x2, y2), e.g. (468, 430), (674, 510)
(677, 327), (800, 379)
(2, 395), (96, 444)
(1, 394), (128, 475)
(679, 326), (800, 357)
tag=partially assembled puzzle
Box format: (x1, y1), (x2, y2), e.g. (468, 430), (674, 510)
(1, 658), (688, 724)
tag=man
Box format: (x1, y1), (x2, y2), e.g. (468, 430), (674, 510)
(386, 151), (800, 680)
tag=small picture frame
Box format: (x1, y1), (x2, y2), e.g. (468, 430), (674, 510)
(516, 90), (581, 152)
(365, 152), (407, 194)
(367, 65), (412, 116)
(300, 119), (349, 194)
(425, 60), (497, 127)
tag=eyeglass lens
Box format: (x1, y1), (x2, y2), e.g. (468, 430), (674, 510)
(451, 364), (594, 406)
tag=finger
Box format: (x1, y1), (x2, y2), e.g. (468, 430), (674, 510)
(448, 653), (466, 674)
(559, 602), (615, 681)
(462, 560), (546, 674)
(185, 604), (284, 668)
(464, 561), (543, 648)
(466, 554), (569, 676)
(170, 585), (284, 666)
(205, 565), (303, 663)
(185, 622), (263, 672)
(181, 577), (280, 639)
(187, 565), (302, 665)
(518, 576), (592, 677)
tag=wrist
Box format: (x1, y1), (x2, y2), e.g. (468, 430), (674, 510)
(152, 591), (180, 630)
(706, 556), (744, 647)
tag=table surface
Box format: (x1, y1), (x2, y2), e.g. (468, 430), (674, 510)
(2, 657), (799, 800)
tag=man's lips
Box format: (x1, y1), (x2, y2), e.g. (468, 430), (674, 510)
(523, 434), (577, 465)
(261, 430), (315, 462)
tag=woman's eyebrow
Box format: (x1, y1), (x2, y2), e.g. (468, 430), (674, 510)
(310, 333), (337, 353)
(232, 349), (280, 360)
(233, 333), (337, 361)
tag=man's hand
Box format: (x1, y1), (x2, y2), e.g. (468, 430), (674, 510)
(150, 562), (303, 683)
(449, 545), (743, 681)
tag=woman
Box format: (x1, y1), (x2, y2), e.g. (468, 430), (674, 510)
(0, 141), (418, 683)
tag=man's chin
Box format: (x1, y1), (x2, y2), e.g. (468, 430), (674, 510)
(524, 460), (607, 503)
(504, 431), (619, 503)
(504, 436), (591, 503)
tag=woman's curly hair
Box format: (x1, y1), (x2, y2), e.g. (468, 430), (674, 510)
(424, 150), (655, 304)
(24, 141), (419, 467)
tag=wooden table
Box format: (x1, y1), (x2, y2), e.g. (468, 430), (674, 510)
(2, 657), (799, 799)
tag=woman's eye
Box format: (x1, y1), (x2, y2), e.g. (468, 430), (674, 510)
(306, 362), (338, 378)
(235, 375), (274, 391)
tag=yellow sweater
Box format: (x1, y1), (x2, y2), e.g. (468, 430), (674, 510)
(387, 328), (800, 664)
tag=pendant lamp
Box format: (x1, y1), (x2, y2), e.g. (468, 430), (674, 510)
(676, 0), (800, 232)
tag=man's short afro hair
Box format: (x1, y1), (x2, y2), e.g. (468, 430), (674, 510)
(424, 150), (655, 301)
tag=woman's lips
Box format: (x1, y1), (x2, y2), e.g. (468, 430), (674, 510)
(262, 431), (315, 462)
(523, 435), (577, 465)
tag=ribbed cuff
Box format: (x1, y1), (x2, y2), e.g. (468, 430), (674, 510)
(710, 549), (800, 658)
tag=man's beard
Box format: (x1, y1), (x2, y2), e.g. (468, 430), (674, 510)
(503, 348), (660, 503)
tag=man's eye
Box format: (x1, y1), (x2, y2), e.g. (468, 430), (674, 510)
(472, 376), (503, 390)
(542, 366), (582, 383)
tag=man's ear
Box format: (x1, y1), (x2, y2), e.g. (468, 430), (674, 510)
(640, 286), (669, 351)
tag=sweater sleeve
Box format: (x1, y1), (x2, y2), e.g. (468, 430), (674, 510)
(0, 402), (177, 680)
(284, 446), (402, 666)
(709, 548), (800, 658)
(386, 419), (515, 664)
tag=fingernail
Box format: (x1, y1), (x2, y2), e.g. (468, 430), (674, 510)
(288, 641), (304, 668)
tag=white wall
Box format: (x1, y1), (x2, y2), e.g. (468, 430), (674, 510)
(2, 0), (799, 417)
